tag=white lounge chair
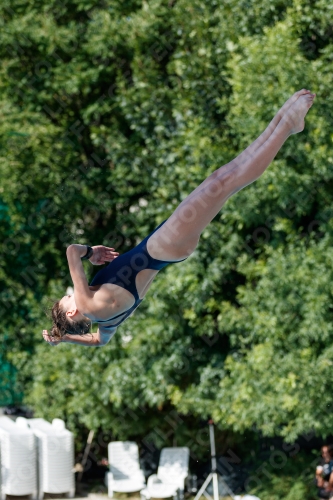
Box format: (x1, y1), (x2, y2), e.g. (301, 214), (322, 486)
(140, 447), (189, 500)
(18, 417), (75, 499)
(106, 441), (146, 497)
(234, 496), (261, 500)
(0, 416), (37, 500)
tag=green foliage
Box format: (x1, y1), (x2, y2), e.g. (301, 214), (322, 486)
(250, 452), (317, 500)
(0, 351), (22, 405)
(1, 0), (333, 458)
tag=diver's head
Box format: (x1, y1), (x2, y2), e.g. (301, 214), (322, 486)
(51, 294), (91, 340)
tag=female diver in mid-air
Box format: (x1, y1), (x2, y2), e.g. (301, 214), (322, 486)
(43, 89), (316, 347)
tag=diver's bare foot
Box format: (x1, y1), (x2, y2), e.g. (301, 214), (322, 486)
(277, 89), (311, 119)
(281, 93), (316, 134)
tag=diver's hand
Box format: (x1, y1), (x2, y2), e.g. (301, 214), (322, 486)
(89, 246), (119, 265)
(42, 330), (61, 346)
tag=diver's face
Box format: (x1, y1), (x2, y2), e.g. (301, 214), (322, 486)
(59, 293), (87, 322)
(59, 293), (76, 313)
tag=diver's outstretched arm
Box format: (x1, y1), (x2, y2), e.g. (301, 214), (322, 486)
(62, 327), (116, 346)
(66, 245), (94, 310)
(42, 326), (117, 347)
(66, 244), (119, 313)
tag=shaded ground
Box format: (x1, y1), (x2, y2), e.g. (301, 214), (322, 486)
(6, 494), (233, 500)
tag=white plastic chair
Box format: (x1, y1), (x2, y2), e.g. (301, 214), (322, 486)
(140, 447), (189, 500)
(106, 441), (146, 497)
(18, 417), (75, 499)
(0, 416), (37, 499)
(234, 496), (261, 500)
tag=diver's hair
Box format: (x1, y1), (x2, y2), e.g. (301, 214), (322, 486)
(51, 300), (91, 340)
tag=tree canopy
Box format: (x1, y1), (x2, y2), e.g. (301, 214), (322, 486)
(1, 0), (333, 454)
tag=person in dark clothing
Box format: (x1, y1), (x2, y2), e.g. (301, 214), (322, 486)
(316, 445), (333, 499)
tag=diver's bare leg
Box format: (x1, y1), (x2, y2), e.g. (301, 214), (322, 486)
(148, 92), (315, 260)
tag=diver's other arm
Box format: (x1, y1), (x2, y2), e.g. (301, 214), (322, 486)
(43, 327), (117, 347)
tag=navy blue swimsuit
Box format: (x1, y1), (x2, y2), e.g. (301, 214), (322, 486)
(90, 220), (185, 328)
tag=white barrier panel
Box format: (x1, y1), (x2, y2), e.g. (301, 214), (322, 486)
(0, 416), (37, 499)
(18, 417), (75, 499)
